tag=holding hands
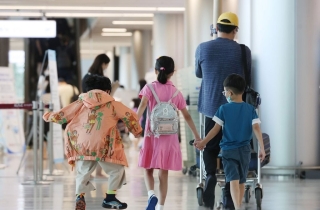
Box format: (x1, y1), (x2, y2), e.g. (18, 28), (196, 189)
(193, 138), (206, 151)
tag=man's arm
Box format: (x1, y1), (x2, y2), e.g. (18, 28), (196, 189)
(195, 45), (202, 78)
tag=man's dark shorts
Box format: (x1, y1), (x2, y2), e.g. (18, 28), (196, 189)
(222, 144), (251, 184)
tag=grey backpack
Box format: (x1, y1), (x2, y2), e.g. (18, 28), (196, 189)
(147, 84), (180, 137)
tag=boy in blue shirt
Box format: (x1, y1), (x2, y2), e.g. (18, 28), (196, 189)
(195, 74), (266, 210)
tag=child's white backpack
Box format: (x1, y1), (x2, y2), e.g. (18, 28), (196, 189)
(147, 84), (180, 137)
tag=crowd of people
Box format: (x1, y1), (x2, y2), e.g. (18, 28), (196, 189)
(42, 12), (266, 210)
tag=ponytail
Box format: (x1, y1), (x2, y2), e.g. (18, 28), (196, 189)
(155, 56), (175, 84)
(157, 70), (168, 84)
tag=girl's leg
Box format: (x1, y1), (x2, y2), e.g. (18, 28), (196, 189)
(144, 168), (155, 191)
(145, 169), (158, 209)
(230, 180), (241, 209)
(158, 169), (169, 205)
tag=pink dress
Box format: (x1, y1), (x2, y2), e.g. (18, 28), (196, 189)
(138, 81), (186, 171)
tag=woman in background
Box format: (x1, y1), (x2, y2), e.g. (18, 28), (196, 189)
(82, 54), (119, 95)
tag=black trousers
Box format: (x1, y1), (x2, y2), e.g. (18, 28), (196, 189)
(203, 116), (231, 198)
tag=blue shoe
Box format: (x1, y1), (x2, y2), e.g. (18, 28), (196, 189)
(102, 194), (127, 209)
(146, 194), (158, 210)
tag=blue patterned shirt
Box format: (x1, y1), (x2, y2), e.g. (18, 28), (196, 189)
(195, 37), (251, 118)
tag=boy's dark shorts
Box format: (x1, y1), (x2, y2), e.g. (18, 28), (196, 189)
(222, 145), (251, 184)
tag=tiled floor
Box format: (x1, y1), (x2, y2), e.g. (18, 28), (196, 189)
(1, 147), (320, 210)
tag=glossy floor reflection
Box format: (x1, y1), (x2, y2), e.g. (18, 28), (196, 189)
(1, 147), (320, 210)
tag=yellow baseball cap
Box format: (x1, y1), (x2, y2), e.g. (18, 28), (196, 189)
(217, 12), (239, 27)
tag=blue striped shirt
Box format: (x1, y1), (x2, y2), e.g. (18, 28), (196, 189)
(195, 37), (251, 118)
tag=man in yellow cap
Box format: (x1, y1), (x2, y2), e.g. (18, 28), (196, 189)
(195, 12), (252, 210)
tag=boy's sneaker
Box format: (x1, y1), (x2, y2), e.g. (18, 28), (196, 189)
(75, 194), (86, 210)
(102, 195), (127, 209)
(146, 194), (158, 210)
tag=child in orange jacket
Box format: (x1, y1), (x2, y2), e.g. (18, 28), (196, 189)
(43, 75), (142, 210)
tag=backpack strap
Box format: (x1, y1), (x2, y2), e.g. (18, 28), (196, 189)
(240, 44), (251, 87)
(168, 89), (180, 103)
(147, 84), (161, 104)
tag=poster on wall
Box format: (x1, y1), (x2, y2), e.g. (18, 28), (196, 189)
(47, 50), (64, 163)
(0, 67), (25, 154)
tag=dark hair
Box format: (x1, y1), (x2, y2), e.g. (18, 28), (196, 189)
(132, 98), (141, 108)
(85, 75), (112, 92)
(155, 56), (175, 84)
(217, 19), (237, 34)
(139, 79), (147, 91)
(223, 74), (246, 94)
(88, 54), (110, 75)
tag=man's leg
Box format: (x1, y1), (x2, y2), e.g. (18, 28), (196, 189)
(203, 148), (218, 208)
(202, 116), (221, 208)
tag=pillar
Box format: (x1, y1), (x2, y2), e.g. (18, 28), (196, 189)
(131, 30), (152, 90)
(235, 0), (320, 169)
(119, 46), (131, 89)
(184, 0), (213, 67)
(251, 0), (296, 168)
(153, 14), (184, 84)
(294, 0), (320, 166)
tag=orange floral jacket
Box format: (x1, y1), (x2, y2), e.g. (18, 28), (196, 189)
(43, 90), (142, 167)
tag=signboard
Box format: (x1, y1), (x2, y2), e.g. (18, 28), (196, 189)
(0, 67), (25, 153)
(47, 50), (64, 163)
(0, 20), (56, 38)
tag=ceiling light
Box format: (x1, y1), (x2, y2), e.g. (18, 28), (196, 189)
(45, 13), (153, 18)
(157, 7), (185, 11)
(0, 6), (185, 12)
(101, 32), (132, 36)
(112, 21), (153, 25)
(0, 6), (157, 11)
(0, 12), (42, 17)
(102, 28), (127, 32)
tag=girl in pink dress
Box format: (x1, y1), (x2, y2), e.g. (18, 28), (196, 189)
(137, 56), (201, 210)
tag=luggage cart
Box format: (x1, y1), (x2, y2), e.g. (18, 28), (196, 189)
(182, 149), (200, 177)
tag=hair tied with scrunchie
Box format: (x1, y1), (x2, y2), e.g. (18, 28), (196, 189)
(160, 67), (165, 71)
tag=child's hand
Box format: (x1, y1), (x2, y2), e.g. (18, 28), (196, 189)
(194, 139), (206, 151)
(69, 161), (75, 171)
(259, 149), (266, 162)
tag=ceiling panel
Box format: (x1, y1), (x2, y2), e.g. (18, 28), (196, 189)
(0, 0), (184, 7)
